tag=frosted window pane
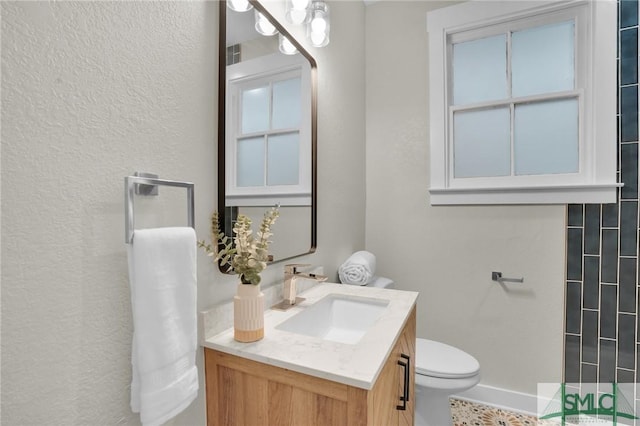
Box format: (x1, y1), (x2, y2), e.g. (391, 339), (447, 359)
(237, 137), (265, 187)
(273, 78), (301, 130)
(267, 133), (299, 186)
(454, 107), (511, 178)
(241, 86), (269, 134)
(453, 35), (507, 105)
(514, 98), (579, 175)
(512, 21), (575, 97)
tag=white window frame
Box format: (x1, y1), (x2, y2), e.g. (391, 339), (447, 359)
(427, 0), (620, 205)
(226, 52), (312, 207)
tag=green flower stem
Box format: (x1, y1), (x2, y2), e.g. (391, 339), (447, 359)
(198, 206), (279, 285)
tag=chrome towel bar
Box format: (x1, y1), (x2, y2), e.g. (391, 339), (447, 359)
(125, 173), (195, 244)
(491, 271), (524, 284)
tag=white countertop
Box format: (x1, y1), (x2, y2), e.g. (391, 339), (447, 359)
(202, 283), (418, 390)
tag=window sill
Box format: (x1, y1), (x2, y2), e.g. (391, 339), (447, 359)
(429, 183), (622, 205)
(226, 193), (312, 207)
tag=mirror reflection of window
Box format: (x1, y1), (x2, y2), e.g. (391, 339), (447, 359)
(273, 78), (301, 129)
(241, 86), (270, 133)
(237, 136), (264, 187)
(236, 76), (302, 188)
(227, 56), (311, 205)
(267, 133), (300, 186)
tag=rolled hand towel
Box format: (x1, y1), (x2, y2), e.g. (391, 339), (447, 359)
(338, 251), (376, 285)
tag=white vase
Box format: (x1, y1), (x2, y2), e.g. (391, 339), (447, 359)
(233, 282), (265, 342)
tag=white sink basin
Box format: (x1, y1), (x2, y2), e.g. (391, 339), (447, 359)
(276, 294), (390, 344)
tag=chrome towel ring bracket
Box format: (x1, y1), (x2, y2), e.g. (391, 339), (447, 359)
(124, 172), (195, 244)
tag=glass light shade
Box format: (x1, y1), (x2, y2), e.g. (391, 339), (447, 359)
(279, 34), (298, 55)
(255, 11), (278, 36)
(228, 0), (253, 13)
(309, 30), (329, 47)
(307, 1), (330, 47)
(287, 8), (308, 25)
(286, 0), (310, 25)
(291, 0), (311, 9)
(310, 15), (327, 33)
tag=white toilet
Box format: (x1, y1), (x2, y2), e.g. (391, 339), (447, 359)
(414, 339), (480, 426)
(352, 277), (481, 426)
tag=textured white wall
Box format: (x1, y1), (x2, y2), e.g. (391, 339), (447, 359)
(364, 1), (565, 395)
(1, 0), (365, 424)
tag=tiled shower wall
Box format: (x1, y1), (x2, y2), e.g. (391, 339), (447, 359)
(564, 0), (640, 385)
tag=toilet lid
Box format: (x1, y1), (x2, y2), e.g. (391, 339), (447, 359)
(415, 338), (480, 379)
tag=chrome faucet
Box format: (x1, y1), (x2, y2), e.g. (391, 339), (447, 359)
(283, 264), (328, 306)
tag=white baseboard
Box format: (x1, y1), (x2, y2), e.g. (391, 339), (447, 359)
(453, 384), (538, 417)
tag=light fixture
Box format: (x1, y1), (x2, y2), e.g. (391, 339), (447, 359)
(307, 0), (330, 48)
(279, 34), (298, 55)
(243, 0), (329, 49)
(286, 0), (310, 25)
(255, 11), (278, 36)
(227, 0), (253, 13)
(283, 0), (330, 48)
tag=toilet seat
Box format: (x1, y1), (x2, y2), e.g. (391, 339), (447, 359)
(415, 338), (480, 379)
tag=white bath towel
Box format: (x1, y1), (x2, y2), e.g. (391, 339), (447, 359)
(127, 227), (199, 426)
(338, 251), (377, 286)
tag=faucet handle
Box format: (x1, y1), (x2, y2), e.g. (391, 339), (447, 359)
(284, 263), (311, 274)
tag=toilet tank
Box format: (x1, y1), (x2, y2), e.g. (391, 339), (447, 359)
(368, 277), (394, 289)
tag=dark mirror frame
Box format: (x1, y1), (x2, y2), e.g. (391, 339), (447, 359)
(218, 0), (318, 272)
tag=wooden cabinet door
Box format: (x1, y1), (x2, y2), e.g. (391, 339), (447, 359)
(204, 348), (367, 426)
(397, 308), (416, 426)
(369, 347), (400, 425)
(369, 306), (416, 426)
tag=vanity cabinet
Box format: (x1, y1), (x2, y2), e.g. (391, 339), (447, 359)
(204, 307), (416, 426)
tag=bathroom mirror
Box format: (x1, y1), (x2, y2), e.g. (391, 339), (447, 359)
(218, 0), (317, 266)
